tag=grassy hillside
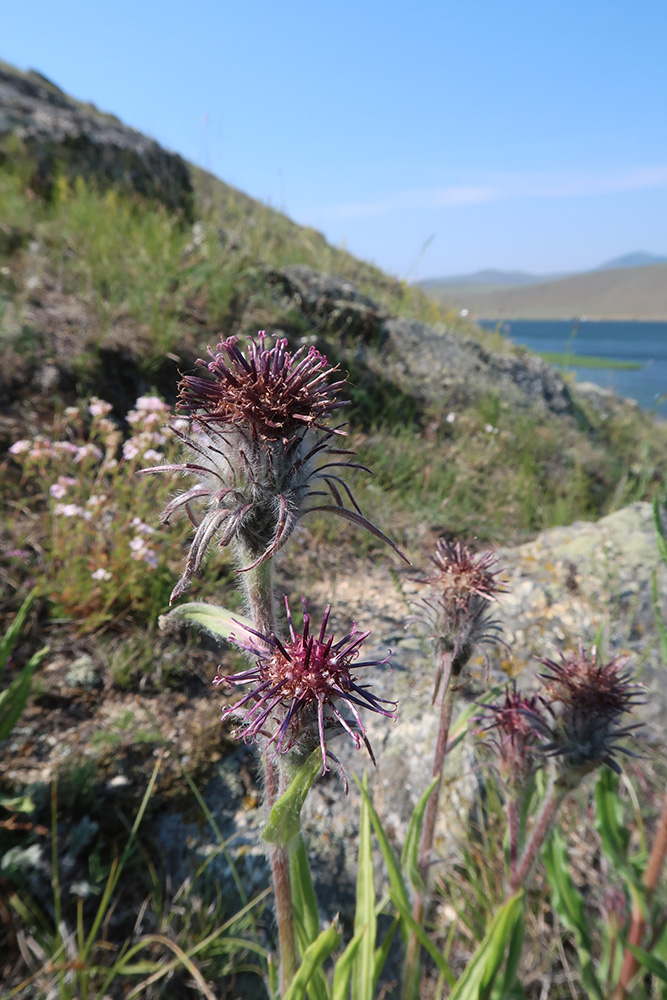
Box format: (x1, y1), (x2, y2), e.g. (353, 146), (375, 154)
(426, 262), (667, 319)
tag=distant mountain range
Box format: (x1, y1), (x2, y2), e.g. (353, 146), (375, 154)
(418, 253), (667, 320)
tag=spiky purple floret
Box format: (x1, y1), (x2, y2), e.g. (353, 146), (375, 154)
(179, 333), (349, 441)
(214, 597), (396, 775)
(425, 539), (507, 609)
(477, 683), (546, 788)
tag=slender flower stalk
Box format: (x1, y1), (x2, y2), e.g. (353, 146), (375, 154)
(403, 540), (506, 1000)
(477, 683), (547, 879)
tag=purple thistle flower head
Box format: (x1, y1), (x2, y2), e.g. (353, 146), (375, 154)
(140, 333), (406, 602)
(535, 642), (643, 781)
(214, 596), (396, 782)
(178, 333), (349, 442)
(413, 539), (507, 693)
(477, 683), (546, 791)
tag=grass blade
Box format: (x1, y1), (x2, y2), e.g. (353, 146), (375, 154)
(353, 773), (410, 945)
(353, 772), (376, 1000)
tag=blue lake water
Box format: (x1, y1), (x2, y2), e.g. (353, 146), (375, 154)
(477, 319), (667, 415)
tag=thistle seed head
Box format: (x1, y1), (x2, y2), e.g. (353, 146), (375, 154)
(536, 642), (643, 781)
(214, 596), (396, 781)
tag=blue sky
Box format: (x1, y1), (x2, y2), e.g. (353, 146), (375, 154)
(3, 0), (667, 279)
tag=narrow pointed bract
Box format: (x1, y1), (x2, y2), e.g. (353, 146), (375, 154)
(214, 597), (396, 777)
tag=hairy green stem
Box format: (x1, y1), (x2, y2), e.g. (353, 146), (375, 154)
(402, 651), (458, 1000)
(242, 556), (276, 638)
(265, 755), (298, 995)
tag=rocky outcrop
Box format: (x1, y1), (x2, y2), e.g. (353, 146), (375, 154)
(154, 502), (667, 926)
(271, 265), (585, 420)
(0, 65), (193, 216)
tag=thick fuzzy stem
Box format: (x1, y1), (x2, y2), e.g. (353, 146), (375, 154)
(614, 790), (667, 1000)
(402, 651), (459, 1000)
(242, 556), (276, 638)
(242, 557), (297, 996)
(509, 779), (567, 896)
(265, 756), (298, 995)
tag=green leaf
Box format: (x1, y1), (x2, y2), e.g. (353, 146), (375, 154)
(353, 774), (410, 945)
(283, 921), (341, 1000)
(332, 930), (364, 1000)
(290, 834), (321, 948)
(388, 889), (456, 986)
(158, 602), (255, 644)
(0, 794), (35, 814)
(625, 942), (667, 982)
(262, 750), (323, 847)
(0, 646), (49, 742)
(0, 589), (38, 684)
(289, 836), (330, 1000)
(594, 769), (636, 882)
(373, 916), (399, 989)
(491, 912), (525, 1000)
(353, 773), (376, 1000)
(447, 893), (524, 1000)
(652, 571), (667, 665)
(401, 775), (439, 893)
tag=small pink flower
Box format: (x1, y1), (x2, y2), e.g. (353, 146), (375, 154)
(54, 503), (86, 518)
(74, 444), (103, 463)
(89, 397), (113, 417)
(123, 441), (140, 460)
(91, 567), (112, 582)
(9, 440), (32, 455)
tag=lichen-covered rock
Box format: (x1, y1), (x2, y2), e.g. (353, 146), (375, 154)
(0, 65), (193, 217)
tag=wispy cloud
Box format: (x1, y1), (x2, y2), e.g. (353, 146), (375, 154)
(317, 166), (667, 219)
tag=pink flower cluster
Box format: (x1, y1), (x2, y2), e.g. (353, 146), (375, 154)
(8, 394), (179, 585)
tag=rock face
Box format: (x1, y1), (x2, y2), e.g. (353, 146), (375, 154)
(0, 65), (193, 216)
(155, 502), (667, 927)
(271, 265), (585, 420)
